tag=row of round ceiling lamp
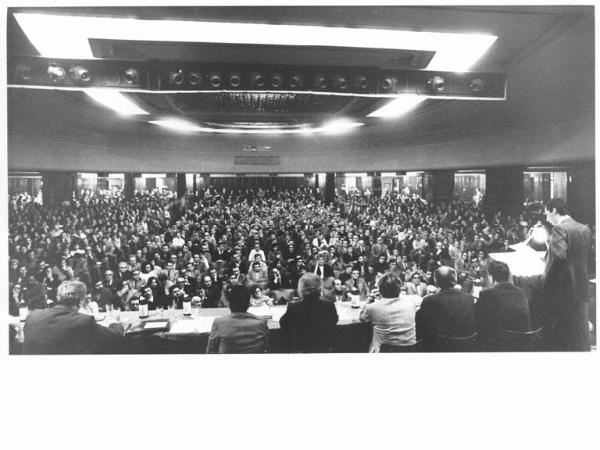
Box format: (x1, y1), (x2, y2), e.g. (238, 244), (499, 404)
(17, 63), (486, 95)
(167, 70), (371, 91)
(42, 63), (140, 86)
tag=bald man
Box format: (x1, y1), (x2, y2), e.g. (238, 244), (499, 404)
(415, 266), (476, 351)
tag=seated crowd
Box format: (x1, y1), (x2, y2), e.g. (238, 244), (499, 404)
(8, 186), (594, 353)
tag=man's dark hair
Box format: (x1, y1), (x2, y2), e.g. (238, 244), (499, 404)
(227, 285), (250, 313)
(487, 260), (510, 283)
(433, 266), (457, 289)
(544, 198), (569, 215)
(378, 273), (402, 298)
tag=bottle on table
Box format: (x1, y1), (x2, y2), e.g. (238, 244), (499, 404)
(182, 294), (192, 317)
(472, 279), (482, 300)
(18, 298), (29, 322)
(139, 295), (149, 319)
(350, 286), (360, 309)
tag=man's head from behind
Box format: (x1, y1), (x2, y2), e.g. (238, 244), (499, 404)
(227, 285), (251, 313)
(378, 273), (402, 299)
(57, 280), (87, 310)
(487, 260), (510, 285)
(433, 266), (457, 290)
(298, 273), (322, 301)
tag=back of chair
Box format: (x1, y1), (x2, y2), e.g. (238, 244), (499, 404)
(380, 340), (423, 353)
(497, 327), (543, 352)
(433, 332), (478, 352)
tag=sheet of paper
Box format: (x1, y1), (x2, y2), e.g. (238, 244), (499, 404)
(248, 305), (272, 318)
(193, 316), (217, 333)
(144, 321), (169, 330)
(168, 317), (216, 334)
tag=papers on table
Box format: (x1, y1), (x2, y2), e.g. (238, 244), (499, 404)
(144, 321), (169, 330)
(248, 305), (272, 318)
(169, 317), (216, 334)
(490, 247), (546, 277)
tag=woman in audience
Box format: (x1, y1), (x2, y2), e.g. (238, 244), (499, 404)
(249, 286), (274, 307)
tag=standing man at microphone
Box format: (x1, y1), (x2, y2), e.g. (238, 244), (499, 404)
(542, 198), (592, 351)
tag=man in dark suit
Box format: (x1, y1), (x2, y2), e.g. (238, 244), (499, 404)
(475, 260), (532, 350)
(23, 280), (127, 354)
(280, 273), (339, 352)
(416, 266), (476, 351)
(207, 285), (269, 354)
(542, 198), (592, 351)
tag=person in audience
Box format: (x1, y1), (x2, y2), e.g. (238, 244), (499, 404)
(359, 273), (422, 352)
(416, 266), (476, 351)
(23, 280), (128, 354)
(405, 272), (428, 297)
(207, 284), (269, 354)
(201, 274), (222, 308)
(249, 285), (274, 307)
(9, 283), (23, 316)
(280, 273), (339, 352)
(79, 292), (100, 316)
(310, 250), (334, 280)
(338, 264), (353, 285)
(344, 269), (370, 302)
(324, 278), (347, 302)
(475, 260), (532, 350)
(22, 275), (47, 310)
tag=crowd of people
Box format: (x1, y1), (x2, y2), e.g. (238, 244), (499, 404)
(8, 186), (595, 353)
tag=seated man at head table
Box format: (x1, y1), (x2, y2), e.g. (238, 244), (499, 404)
(415, 266), (476, 351)
(360, 273), (423, 352)
(475, 260), (532, 351)
(206, 285), (269, 354)
(23, 280), (131, 355)
(279, 273), (339, 353)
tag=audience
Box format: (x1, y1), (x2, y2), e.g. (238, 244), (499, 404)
(8, 186), (595, 352)
(207, 285), (269, 354)
(359, 273), (422, 352)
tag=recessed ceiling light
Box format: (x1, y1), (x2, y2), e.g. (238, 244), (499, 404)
(14, 13), (495, 70)
(150, 118), (364, 135)
(319, 120), (364, 135)
(85, 89), (149, 115)
(149, 118), (203, 132)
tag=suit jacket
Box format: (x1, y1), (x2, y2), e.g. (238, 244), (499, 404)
(542, 216), (592, 351)
(360, 294), (422, 352)
(23, 305), (124, 354)
(279, 298), (339, 352)
(416, 288), (476, 349)
(475, 282), (531, 349)
(544, 217), (592, 304)
(206, 312), (269, 354)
